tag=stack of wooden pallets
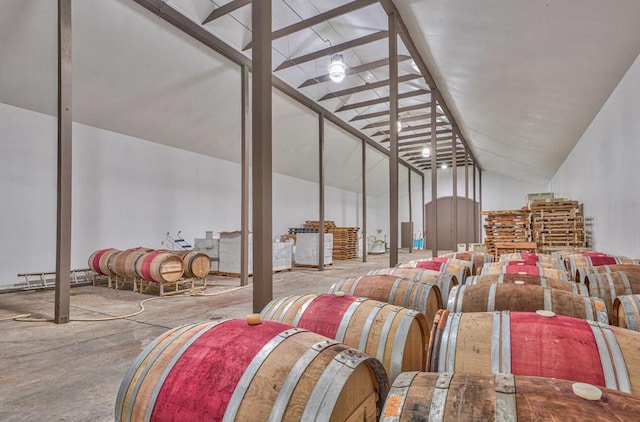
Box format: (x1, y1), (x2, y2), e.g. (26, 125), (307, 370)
(304, 221), (359, 260)
(482, 209), (531, 258)
(530, 200), (585, 252)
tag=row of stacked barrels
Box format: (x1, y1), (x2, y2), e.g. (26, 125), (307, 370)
(116, 249), (640, 421)
(87, 247), (211, 284)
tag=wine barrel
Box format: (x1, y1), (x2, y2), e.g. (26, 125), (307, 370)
(329, 275), (443, 329)
(88, 248), (120, 276)
(441, 251), (493, 275)
(585, 271), (640, 324)
(499, 252), (564, 269)
(175, 250), (211, 278)
(135, 251), (184, 283)
(111, 248), (154, 279)
(367, 268), (458, 291)
(579, 264), (640, 283)
(261, 293), (428, 381)
(446, 283), (607, 322)
(427, 310), (639, 396)
(465, 273), (589, 297)
(568, 253), (625, 282)
(382, 372), (640, 421)
(613, 295), (640, 331)
(115, 319), (389, 422)
(399, 259), (470, 284)
(480, 264), (568, 280)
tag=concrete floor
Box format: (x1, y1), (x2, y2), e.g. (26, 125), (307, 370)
(0, 249), (433, 421)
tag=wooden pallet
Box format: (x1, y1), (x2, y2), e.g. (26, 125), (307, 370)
(294, 263), (334, 269)
(213, 268), (293, 277)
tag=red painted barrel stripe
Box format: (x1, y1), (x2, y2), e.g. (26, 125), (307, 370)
(92, 249), (112, 275)
(583, 252), (610, 258)
(507, 260), (538, 266)
(510, 312), (605, 387)
(505, 265), (540, 276)
(520, 253), (539, 262)
(589, 256), (617, 266)
(151, 320), (291, 421)
(297, 294), (356, 339)
(428, 257), (449, 264)
(416, 261), (444, 271)
(141, 251), (165, 281)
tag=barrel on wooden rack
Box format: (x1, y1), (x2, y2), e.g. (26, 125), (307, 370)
(441, 251), (493, 275)
(613, 295), (640, 331)
(111, 248), (154, 279)
(328, 275), (443, 329)
(579, 264), (640, 283)
(427, 310), (640, 396)
(261, 293), (428, 382)
(480, 264), (568, 280)
(88, 248), (121, 276)
(115, 319), (389, 422)
(568, 253), (625, 282)
(499, 252), (564, 269)
(175, 250), (211, 278)
(134, 251), (184, 283)
(446, 283), (607, 322)
(399, 259), (470, 284)
(382, 372), (640, 421)
(585, 271), (640, 324)
(465, 273), (589, 297)
(367, 268), (457, 295)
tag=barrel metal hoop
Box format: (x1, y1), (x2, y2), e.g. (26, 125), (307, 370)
(437, 312), (454, 372)
(223, 328), (305, 422)
(381, 372), (420, 422)
(497, 273), (504, 283)
(292, 296), (317, 326)
(467, 276), (477, 285)
(620, 272), (632, 295)
(328, 280), (339, 293)
(582, 295), (595, 321)
(390, 311), (416, 381)
(403, 279), (418, 309)
(263, 296), (289, 320)
(348, 276), (365, 295)
(268, 339), (339, 422)
(335, 297), (367, 343)
(447, 286), (459, 312)
(600, 323), (632, 393)
(144, 320), (229, 422)
(494, 373), (517, 422)
(116, 323), (196, 422)
(491, 312), (501, 373)
(588, 321), (619, 390)
(277, 295), (306, 323)
(540, 277), (548, 288)
(455, 284), (466, 312)
(389, 277), (405, 303)
(543, 288), (552, 311)
(501, 312), (511, 373)
(577, 283), (588, 297)
(359, 303), (386, 351)
(416, 283), (430, 314)
(622, 296), (640, 330)
(487, 283), (497, 312)
(444, 313), (462, 372)
(605, 273), (618, 307)
(377, 307), (401, 364)
(428, 372), (454, 422)
(415, 268), (425, 281)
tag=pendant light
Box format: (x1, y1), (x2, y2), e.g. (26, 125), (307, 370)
(329, 54), (346, 83)
(421, 146), (430, 158)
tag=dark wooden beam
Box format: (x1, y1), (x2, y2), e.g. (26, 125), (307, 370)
(243, 0), (378, 50)
(380, 128), (451, 142)
(361, 113), (444, 129)
(299, 55), (410, 88)
(318, 74), (421, 101)
(336, 89), (428, 112)
(350, 102), (432, 122)
(275, 31), (388, 72)
(240, 65), (250, 287)
(202, 0), (251, 25)
(373, 121), (449, 135)
(397, 136), (455, 148)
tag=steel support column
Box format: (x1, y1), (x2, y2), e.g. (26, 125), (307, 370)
(55, 0), (72, 324)
(251, 0), (272, 312)
(240, 65), (250, 287)
(421, 173), (425, 251)
(430, 98), (438, 258)
(452, 131), (458, 252)
(479, 169), (483, 242)
(362, 139), (367, 262)
(318, 114), (325, 271)
(408, 169), (413, 253)
(388, 12), (399, 267)
(464, 153), (469, 250)
(473, 163), (477, 243)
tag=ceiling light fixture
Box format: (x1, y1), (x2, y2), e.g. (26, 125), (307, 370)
(441, 163), (448, 169)
(421, 146), (430, 158)
(397, 119), (402, 133)
(329, 54), (346, 83)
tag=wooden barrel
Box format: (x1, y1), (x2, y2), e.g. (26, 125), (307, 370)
(175, 250), (211, 278)
(499, 252), (564, 269)
(441, 251), (493, 275)
(329, 275), (443, 329)
(568, 253), (624, 281)
(585, 271), (640, 324)
(367, 268), (458, 293)
(261, 293), (428, 382)
(399, 260), (470, 284)
(88, 248), (120, 276)
(480, 264), (568, 280)
(427, 310), (639, 396)
(579, 264), (640, 283)
(465, 273), (589, 297)
(446, 283), (607, 322)
(135, 251), (184, 282)
(613, 295), (640, 330)
(115, 319), (389, 422)
(111, 248), (153, 279)
(382, 372), (640, 421)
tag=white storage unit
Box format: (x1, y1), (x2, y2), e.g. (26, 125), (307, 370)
(295, 233), (333, 266)
(218, 232), (292, 274)
(194, 232), (220, 272)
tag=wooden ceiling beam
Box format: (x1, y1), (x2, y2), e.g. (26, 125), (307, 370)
(336, 89), (428, 112)
(299, 55), (410, 88)
(380, 128), (452, 142)
(361, 114), (449, 129)
(318, 74), (421, 101)
(202, 0), (251, 25)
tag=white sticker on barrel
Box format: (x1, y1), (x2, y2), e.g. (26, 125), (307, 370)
(334, 291), (345, 297)
(572, 382), (603, 401)
(536, 310), (556, 318)
(246, 314), (261, 325)
(518, 272), (527, 275)
(514, 280), (525, 285)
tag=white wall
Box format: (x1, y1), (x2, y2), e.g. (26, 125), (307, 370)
(0, 103), (379, 288)
(549, 53), (640, 256)
(482, 171), (547, 211)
